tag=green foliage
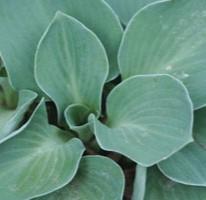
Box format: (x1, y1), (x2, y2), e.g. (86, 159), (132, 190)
(0, 0), (206, 199)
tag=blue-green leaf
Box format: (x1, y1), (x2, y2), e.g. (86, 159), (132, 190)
(34, 156), (125, 200)
(133, 166), (206, 200)
(0, 0), (122, 91)
(0, 78), (37, 143)
(90, 74), (193, 166)
(119, 0), (206, 109)
(159, 107), (206, 186)
(0, 100), (85, 200)
(105, 0), (159, 25)
(35, 12), (109, 121)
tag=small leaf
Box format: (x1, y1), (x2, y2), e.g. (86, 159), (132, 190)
(35, 12), (108, 121)
(119, 0), (206, 109)
(158, 107), (206, 186)
(64, 104), (93, 142)
(90, 75), (193, 166)
(34, 156), (125, 200)
(105, 0), (159, 25)
(0, 99), (85, 200)
(133, 166), (206, 200)
(0, 0), (122, 91)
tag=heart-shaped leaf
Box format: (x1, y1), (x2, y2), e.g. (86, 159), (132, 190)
(0, 99), (85, 200)
(34, 156), (125, 200)
(133, 166), (206, 200)
(35, 12), (109, 121)
(90, 74), (193, 166)
(105, 0), (159, 25)
(119, 0), (206, 109)
(158, 107), (206, 186)
(0, 0), (122, 91)
(0, 78), (37, 143)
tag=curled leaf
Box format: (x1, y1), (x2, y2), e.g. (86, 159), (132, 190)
(64, 104), (93, 142)
(90, 74), (193, 166)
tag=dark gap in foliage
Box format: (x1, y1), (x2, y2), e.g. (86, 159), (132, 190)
(101, 75), (122, 122)
(0, 67), (7, 77)
(107, 152), (136, 200)
(17, 100), (39, 130)
(123, 166), (136, 200)
(46, 101), (58, 125)
(121, 22), (126, 30)
(119, 157), (136, 200)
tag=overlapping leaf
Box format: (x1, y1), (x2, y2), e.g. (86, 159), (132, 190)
(158, 107), (206, 186)
(0, 0), (122, 92)
(0, 100), (85, 200)
(35, 156), (125, 200)
(105, 0), (158, 25)
(119, 0), (206, 109)
(132, 166), (206, 200)
(90, 74), (193, 166)
(0, 79), (37, 143)
(35, 12), (109, 121)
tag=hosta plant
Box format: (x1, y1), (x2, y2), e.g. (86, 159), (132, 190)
(0, 0), (206, 199)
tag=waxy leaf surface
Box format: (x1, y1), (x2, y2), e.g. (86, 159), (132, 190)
(35, 12), (108, 120)
(35, 156), (125, 200)
(0, 100), (85, 200)
(90, 75), (193, 166)
(159, 107), (206, 186)
(0, 0), (122, 91)
(133, 166), (206, 200)
(119, 0), (206, 109)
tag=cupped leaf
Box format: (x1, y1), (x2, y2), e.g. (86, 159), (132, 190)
(105, 0), (159, 25)
(65, 104), (93, 142)
(34, 156), (125, 200)
(90, 74), (193, 166)
(133, 166), (206, 200)
(0, 78), (37, 143)
(158, 107), (206, 186)
(0, 0), (122, 91)
(0, 99), (85, 200)
(119, 0), (206, 109)
(35, 12), (108, 121)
